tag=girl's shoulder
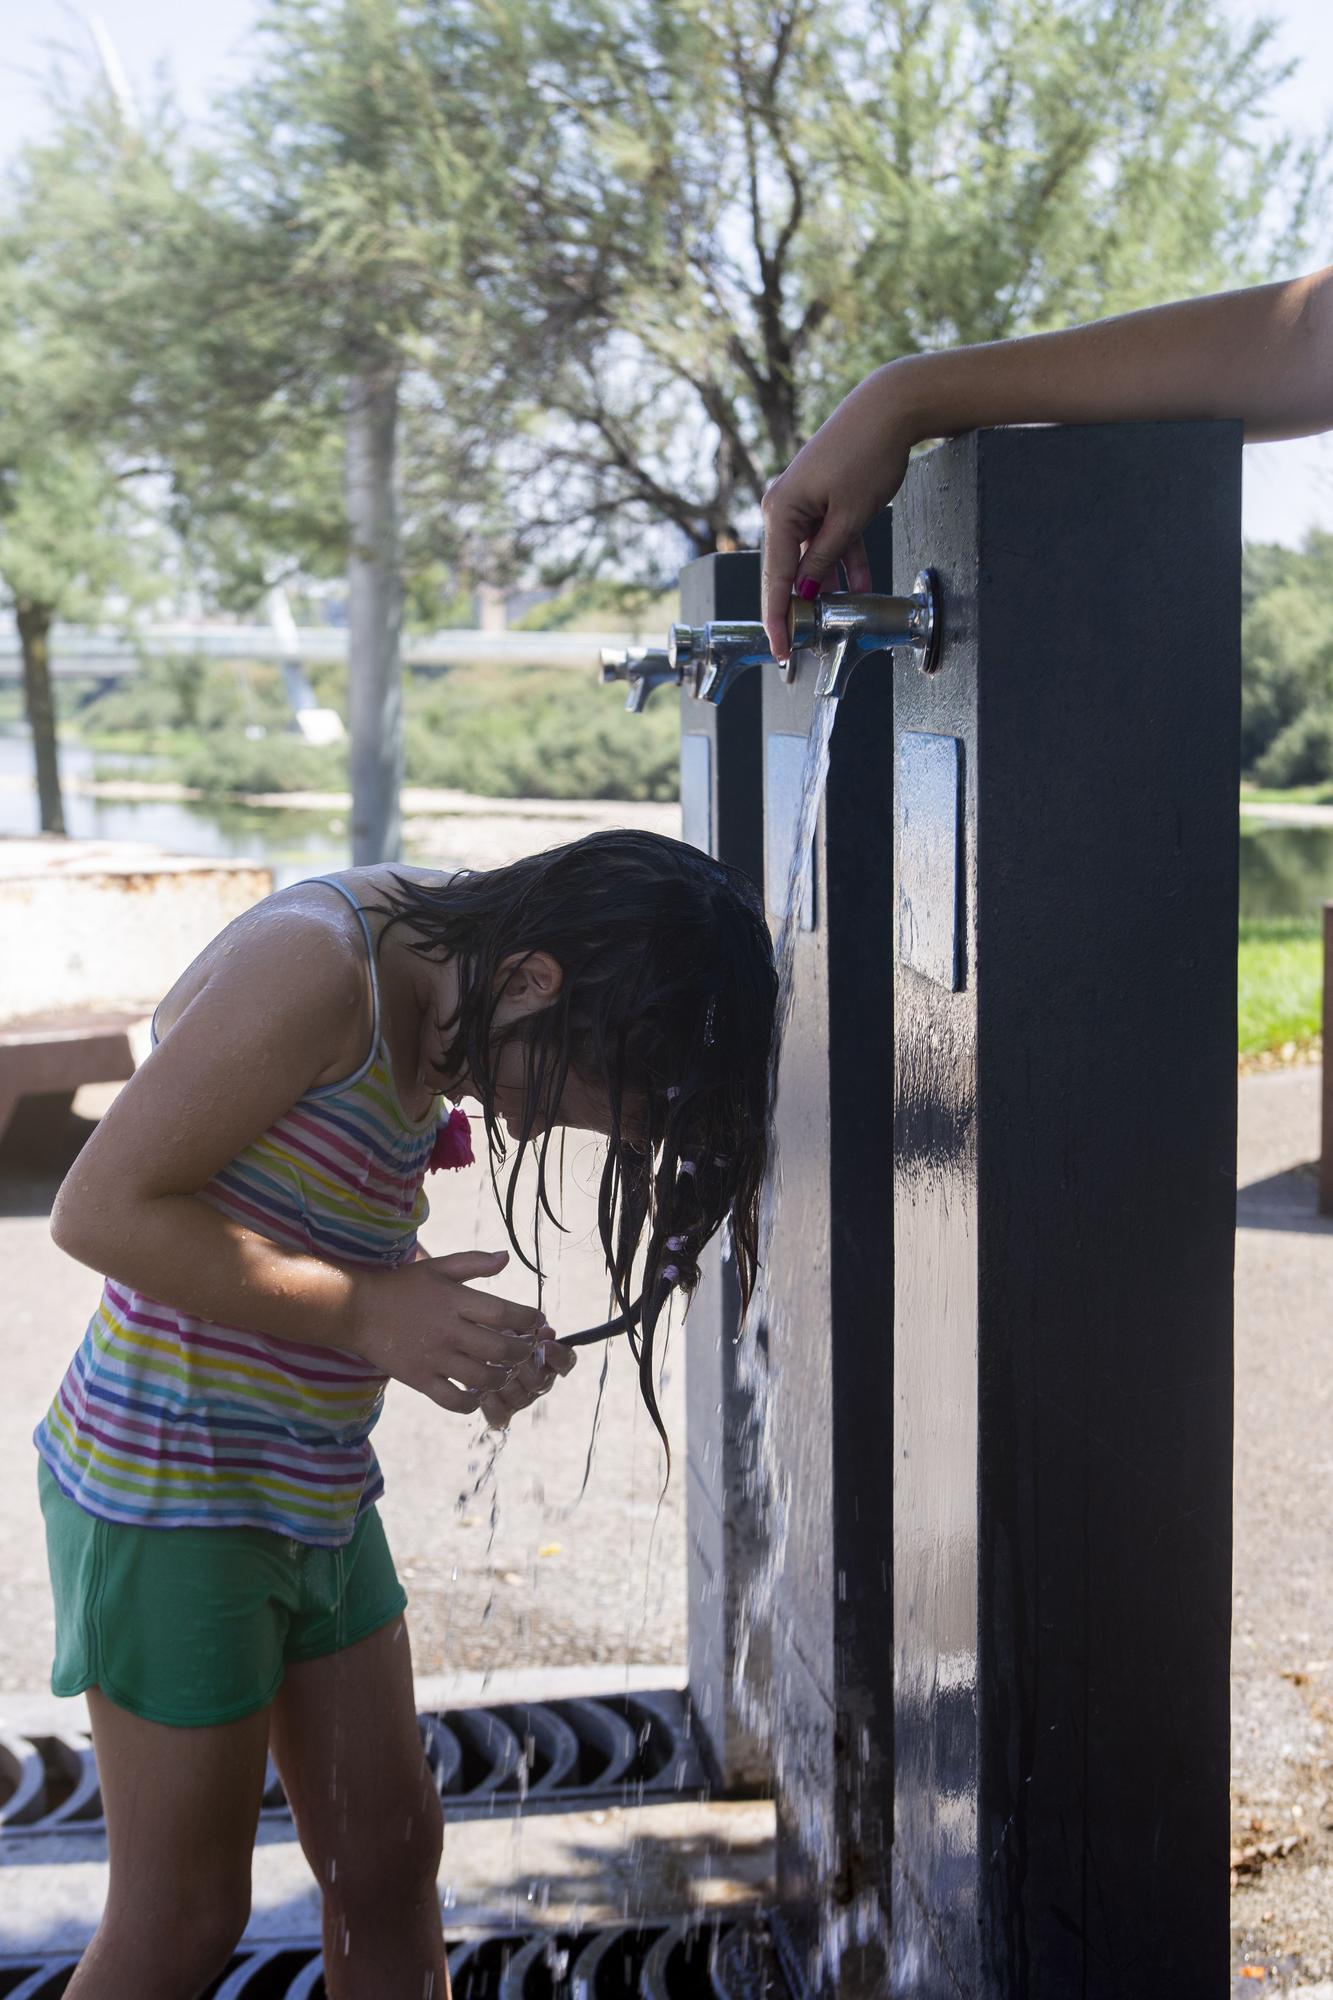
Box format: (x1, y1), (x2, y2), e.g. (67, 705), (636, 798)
(151, 873), (380, 1089)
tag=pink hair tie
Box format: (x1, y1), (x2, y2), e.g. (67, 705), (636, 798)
(428, 1105), (474, 1173)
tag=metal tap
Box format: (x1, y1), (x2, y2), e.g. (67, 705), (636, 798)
(667, 622), (777, 705)
(598, 646), (683, 713)
(667, 572), (940, 704)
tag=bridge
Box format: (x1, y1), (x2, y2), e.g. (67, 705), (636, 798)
(0, 623), (653, 682)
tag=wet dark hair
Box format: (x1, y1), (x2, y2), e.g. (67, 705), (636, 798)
(361, 829), (777, 1458)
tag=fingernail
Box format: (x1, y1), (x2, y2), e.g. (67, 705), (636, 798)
(796, 576), (820, 601)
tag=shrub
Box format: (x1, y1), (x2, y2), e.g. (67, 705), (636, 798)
(177, 731), (347, 796)
(404, 664), (679, 801)
(78, 654), (292, 741)
(1253, 706), (1333, 790)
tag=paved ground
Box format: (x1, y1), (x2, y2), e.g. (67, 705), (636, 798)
(1231, 1067), (1333, 1993)
(0, 1087), (688, 1697)
(3, 1055), (1333, 1987)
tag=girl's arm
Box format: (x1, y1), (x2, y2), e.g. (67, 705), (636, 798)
(49, 904), (546, 1410)
(761, 266), (1333, 656)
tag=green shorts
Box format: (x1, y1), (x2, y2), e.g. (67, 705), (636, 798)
(38, 1458), (409, 1730)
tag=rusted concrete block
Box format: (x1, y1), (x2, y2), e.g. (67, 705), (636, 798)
(0, 838), (272, 1150)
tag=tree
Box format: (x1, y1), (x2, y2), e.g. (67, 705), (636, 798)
(476, 0), (1325, 576)
(20, 1), (539, 863)
(1241, 533), (1333, 781)
(0, 183), (163, 835)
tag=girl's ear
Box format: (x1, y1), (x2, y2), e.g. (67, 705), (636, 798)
(494, 950), (563, 1014)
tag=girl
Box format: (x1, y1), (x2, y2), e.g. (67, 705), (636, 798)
(34, 828), (777, 2000)
(759, 263), (1333, 657)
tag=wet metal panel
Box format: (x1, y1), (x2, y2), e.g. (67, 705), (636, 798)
(897, 732), (960, 990)
(891, 423), (1239, 1996)
(760, 504), (896, 1999)
(677, 551), (768, 1798)
(765, 732), (816, 930)
(680, 731), (713, 854)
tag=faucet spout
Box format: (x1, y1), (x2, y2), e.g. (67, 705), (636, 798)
(599, 646), (682, 713)
(667, 571), (940, 705)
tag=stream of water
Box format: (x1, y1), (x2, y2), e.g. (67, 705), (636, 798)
(725, 697), (877, 1988)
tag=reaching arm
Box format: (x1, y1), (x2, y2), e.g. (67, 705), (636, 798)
(761, 267), (1333, 655)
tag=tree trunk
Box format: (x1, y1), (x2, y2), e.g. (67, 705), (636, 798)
(345, 363), (404, 865)
(16, 600), (66, 837)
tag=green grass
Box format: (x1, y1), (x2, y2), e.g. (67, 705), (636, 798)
(1237, 916), (1324, 1054)
(1241, 780), (1333, 805)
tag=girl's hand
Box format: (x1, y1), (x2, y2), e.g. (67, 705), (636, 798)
(351, 1249), (551, 1415)
(479, 1333), (576, 1432)
(761, 363), (915, 661)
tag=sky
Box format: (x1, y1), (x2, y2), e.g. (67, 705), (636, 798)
(0, 0), (1332, 548)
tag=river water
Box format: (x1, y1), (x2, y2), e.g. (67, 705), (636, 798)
(5, 729), (1330, 917)
(1239, 815), (1333, 921)
(0, 730), (349, 889)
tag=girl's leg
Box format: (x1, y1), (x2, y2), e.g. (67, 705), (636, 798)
(65, 1687), (272, 1999)
(268, 1614), (448, 2000)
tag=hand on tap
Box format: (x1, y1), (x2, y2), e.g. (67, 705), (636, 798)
(760, 379), (911, 661)
(761, 264), (1333, 664)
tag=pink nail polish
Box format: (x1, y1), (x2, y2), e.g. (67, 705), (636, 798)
(796, 576), (820, 601)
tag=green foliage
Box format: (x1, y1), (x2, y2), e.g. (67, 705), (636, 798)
(176, 730), (347, 796)
(1253, 707), (1333, 789)
(74, 656), (680, 802)
(1237, 916), (1323, 1054)
(482, 0), (1325, 573)
(403, 665), (679, 801)
(77, 654), (294, 740)
(1242, 534), (1333, 778)
(9, 0), (1326, 612)
(510, 582), (678, 633)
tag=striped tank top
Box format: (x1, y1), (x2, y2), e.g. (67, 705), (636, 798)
(33, 874), (448, 1546)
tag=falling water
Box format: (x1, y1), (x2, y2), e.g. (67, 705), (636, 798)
(725, 690), (889, 1991)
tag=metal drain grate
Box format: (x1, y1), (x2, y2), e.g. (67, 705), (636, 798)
(0, 1918), (787, 1997)
(0, 1691), (708, 1838)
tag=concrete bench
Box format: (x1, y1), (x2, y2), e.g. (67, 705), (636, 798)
(0, 836), (273, 1165)
(0, 1010), (146, 1161)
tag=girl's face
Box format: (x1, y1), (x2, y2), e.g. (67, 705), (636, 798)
(488, 1039), (648, 1145)
(474, 948), (647, 1146)
(427, 946), (646, 1144)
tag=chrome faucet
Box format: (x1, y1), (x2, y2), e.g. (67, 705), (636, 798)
(667, 622), (776, 706)
(599, 646), (683, 713)
(667, 572), (940, 704)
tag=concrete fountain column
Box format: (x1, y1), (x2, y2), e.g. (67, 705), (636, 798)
(676, 419), (1238, 1997)
(889, 423), (1239, 1996)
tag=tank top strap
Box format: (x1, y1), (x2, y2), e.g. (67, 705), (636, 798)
(292, 874), (383, 1054)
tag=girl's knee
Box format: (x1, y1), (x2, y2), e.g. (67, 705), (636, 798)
(324, 1790), (443, 1917)
(100, 1879), (251, 1988)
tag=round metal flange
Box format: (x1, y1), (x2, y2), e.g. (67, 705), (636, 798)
(913, 567), (941, 673)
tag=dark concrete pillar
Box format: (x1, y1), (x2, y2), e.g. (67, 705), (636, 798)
(761, 515), (897, 1996)
(890, 424), (1240, 1995)
(679, 552), (769, 1792)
